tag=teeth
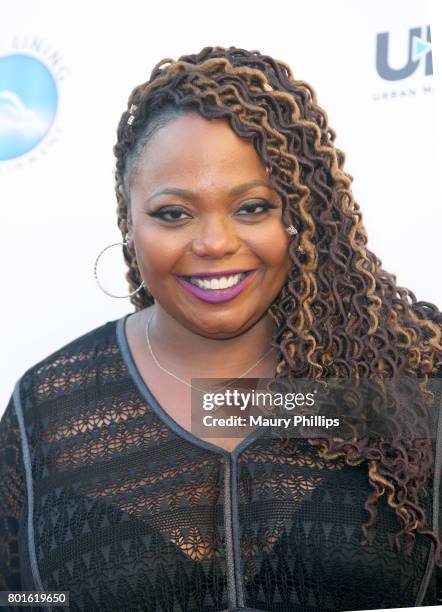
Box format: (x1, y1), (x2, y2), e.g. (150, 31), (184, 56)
(188, 273), (247, 290)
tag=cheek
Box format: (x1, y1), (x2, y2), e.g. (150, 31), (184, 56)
(253, 226), (290, 270)
(134, 229), (183, 278)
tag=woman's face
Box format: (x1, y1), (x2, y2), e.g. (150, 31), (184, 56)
(128, 113), (291, 339)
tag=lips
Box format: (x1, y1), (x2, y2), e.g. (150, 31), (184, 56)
(175, 269), (259, 304)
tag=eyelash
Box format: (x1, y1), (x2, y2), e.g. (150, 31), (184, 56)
(149, 201), (277, 223)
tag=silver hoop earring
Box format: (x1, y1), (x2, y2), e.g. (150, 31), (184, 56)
(94, 233), (146, 298)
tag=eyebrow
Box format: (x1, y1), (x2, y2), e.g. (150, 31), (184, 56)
(146, 179), (272, 203)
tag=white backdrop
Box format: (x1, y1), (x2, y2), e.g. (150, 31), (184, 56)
(1, 0), (441, 422)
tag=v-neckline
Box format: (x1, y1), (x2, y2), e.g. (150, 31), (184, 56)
(115, 313), (269, 460)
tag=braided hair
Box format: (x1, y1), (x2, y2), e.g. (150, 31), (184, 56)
(113, 46), (442, 564)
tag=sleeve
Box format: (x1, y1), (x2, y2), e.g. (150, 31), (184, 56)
(0, 393), (26, 591)
(436, 485), (442, 605)
(436, 376), (442, 605)
(422, 372), (442, 605)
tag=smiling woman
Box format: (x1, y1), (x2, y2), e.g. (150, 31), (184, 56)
(1, 46), (442, 612)
(126, 113), (291, 337)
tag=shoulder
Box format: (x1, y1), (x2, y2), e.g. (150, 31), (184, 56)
(14, 315), (128, 410)
(29, 316), (121, 374)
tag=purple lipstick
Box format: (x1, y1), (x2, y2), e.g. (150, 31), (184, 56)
(176, 269), (258, 303)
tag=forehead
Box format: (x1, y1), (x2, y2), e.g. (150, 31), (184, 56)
(132, 113), (266, 187)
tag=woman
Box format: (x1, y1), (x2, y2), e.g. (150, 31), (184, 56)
(1, 46), (442, 611)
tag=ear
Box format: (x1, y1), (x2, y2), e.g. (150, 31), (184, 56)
(126, 205), (133, 233)
(125, 214), (134, 252)
(119, 183), (133, 233)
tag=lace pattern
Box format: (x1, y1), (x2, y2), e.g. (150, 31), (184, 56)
(0, 396), (26, 591)
(0, 317), (440, 611)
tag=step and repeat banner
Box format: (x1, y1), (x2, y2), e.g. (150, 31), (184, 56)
(1, 0), (441, 414)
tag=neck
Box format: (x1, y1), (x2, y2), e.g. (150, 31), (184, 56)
(143, 304), (277, 379)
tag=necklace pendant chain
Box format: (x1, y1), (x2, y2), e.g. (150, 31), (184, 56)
(145, 311), (275, 393)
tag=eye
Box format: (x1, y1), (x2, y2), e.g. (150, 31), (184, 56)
(149, 206), (192, 223)
(148, 200), (278, 224)
(236, 200), (278, 216)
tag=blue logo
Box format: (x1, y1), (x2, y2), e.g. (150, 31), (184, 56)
(0, 54), (58, 161)
(376, 26), (432, 81)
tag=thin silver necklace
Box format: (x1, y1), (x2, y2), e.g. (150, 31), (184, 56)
(145, 311), (275, 394)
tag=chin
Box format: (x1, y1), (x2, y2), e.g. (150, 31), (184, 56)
(189, 311), (258, 338)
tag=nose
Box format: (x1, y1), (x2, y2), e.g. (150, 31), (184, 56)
(191, 215), (241, 259)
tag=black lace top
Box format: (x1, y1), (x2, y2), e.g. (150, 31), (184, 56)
(1, 314), (441, 612)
